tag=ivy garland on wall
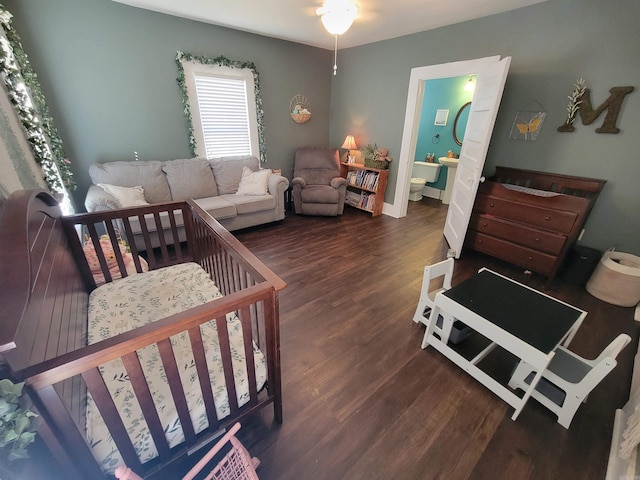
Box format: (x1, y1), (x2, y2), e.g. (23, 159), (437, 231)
(175, 51), (267, 162)
(0, 6), (75, 192)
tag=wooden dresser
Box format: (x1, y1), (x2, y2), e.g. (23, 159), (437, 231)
(465, 166), (606, 281)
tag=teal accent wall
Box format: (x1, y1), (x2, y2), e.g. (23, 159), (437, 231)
(415, 77), (473, 190)
(330, 0), (640, 255)
(4, 0), (332, 208)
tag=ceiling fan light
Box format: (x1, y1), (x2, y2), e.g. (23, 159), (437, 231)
(316, 0), (358, 35)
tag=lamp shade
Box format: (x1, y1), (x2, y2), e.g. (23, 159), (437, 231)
(317, 0), (358, 35)
(341, 135), (357, 150)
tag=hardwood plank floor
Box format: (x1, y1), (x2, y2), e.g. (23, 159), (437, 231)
(227, 198), (638, 480)
(18, 198), (638, 480)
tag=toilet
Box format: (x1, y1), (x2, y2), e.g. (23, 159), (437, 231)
(409, 161), (442, 201)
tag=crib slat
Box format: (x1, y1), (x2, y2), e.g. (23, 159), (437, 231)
(216, 316), (239, 417)
(121, 351), (172, 458)
(82, 367), (142, 472)
(104, 220), (129, 279)
(121, 216), (145, 274)
(156, 338), (196, 443)
(86, 223), (114, 283)
(167, 209), (183, 262)
(188, 326), (220, 427)
(152, 212), (170, 263)
(136, 214), (156, 269)
(239, 305), (258, 403)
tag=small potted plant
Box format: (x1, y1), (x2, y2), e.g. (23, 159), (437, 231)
(0, 378), (38, 477)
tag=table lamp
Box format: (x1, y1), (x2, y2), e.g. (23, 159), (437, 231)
(341, 135), (357, 163)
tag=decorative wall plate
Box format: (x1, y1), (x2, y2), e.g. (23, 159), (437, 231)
(290, 94), (311, 124)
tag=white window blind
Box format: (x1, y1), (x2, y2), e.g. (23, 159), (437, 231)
(194, 74), (251, 158)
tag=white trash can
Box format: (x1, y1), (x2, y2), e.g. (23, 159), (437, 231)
(586, 250), (640, 307)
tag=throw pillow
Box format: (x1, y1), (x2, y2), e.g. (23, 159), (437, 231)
(97, 183), (150, 207)
(236, 167), (271, 196)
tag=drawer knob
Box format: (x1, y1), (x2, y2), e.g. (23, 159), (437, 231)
(478, 239), (483, 244)
(528, 256), (533, 260)
(535, 237), (540, 242)
(489, 203), (495, 207)
(482, 222), (487, 227)
(545, 216), (550, 220)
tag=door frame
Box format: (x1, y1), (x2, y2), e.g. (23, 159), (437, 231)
(387, 56), (504, 219)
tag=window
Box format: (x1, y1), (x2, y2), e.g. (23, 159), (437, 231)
(176, 52), (266, 162)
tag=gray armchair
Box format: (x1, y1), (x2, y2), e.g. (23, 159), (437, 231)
(291, 147), (347, 216)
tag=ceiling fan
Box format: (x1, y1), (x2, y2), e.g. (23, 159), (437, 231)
(315, 0), (358, 74)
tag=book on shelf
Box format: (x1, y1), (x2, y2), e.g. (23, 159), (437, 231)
(345, 169), (380, 190)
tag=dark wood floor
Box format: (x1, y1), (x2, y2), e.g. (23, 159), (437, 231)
(18, 198), (639, 479)
(229, 198), (638, 480)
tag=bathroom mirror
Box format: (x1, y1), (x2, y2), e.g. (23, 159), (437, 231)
(453, 101), (472, 146)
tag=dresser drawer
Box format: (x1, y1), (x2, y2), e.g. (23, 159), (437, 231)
(474, 194), (577, 234)
(469, 214), (567, 255)
(465, 231), (557, 276)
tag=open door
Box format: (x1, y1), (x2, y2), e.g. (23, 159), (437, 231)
(443, 56), (511, 257)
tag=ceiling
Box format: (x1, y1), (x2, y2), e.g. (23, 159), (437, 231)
(112, 0), (548, 50)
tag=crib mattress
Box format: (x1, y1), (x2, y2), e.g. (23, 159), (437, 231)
(86, 262), (267, 472)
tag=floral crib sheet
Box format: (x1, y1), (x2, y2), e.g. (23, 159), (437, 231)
(86, 262), (267, 473)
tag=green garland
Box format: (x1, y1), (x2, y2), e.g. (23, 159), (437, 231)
(175, 51), (267, 162)
(0, 6), (75, 192)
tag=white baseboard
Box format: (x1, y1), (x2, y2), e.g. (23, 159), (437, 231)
(422, 186), (443, 200)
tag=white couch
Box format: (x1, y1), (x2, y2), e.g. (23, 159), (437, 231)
(85, 155), (289, 248)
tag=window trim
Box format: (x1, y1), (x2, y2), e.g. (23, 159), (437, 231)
(176, 51), (266, 162)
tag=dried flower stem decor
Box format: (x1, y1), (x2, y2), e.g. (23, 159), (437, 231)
(558, 78), (586, 132)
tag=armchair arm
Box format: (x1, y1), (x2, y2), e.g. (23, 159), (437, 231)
(331, 177), (348, 189)
(291, 177), (307, 189)
(84, 184), (121, 212)
(268, 173), (289, 196)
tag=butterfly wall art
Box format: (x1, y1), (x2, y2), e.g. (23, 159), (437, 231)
(509, 111), (547, 141)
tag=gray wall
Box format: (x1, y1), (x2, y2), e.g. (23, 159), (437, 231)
(4, 0), (332, 208)
(330, 0), (640, 255)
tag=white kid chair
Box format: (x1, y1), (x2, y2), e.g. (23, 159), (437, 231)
(508, 333), (631, 429)
(413, 258), (457, 344)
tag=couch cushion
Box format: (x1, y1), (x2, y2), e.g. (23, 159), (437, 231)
(194, 196), (237, 219)
(300, 184), (341, 204)
(162, 158), (218, 200)
(210, 156), (260, 194)
(221, 193), (276, 215)
(89, 161), (172, 204)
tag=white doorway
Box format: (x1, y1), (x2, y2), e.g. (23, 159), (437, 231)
(386, 55), (511, 258)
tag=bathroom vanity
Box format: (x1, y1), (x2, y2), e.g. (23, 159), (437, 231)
(465, 166), (606, 281)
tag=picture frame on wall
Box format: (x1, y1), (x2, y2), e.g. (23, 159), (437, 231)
(434, 109), (449, 126)
(509, 111), (547, 141)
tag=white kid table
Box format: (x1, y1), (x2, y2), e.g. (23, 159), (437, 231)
(421, 268), (587, 420)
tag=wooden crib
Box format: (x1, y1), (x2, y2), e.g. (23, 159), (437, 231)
(0, 189), (285, 479)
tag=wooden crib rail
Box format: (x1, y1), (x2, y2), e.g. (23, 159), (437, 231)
(62, 200), (286, 295)
(21, 283), (276, 478)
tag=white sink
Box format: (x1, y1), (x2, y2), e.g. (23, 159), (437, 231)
(439, 157), (459, 168)
(438, 157), (459, 205)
